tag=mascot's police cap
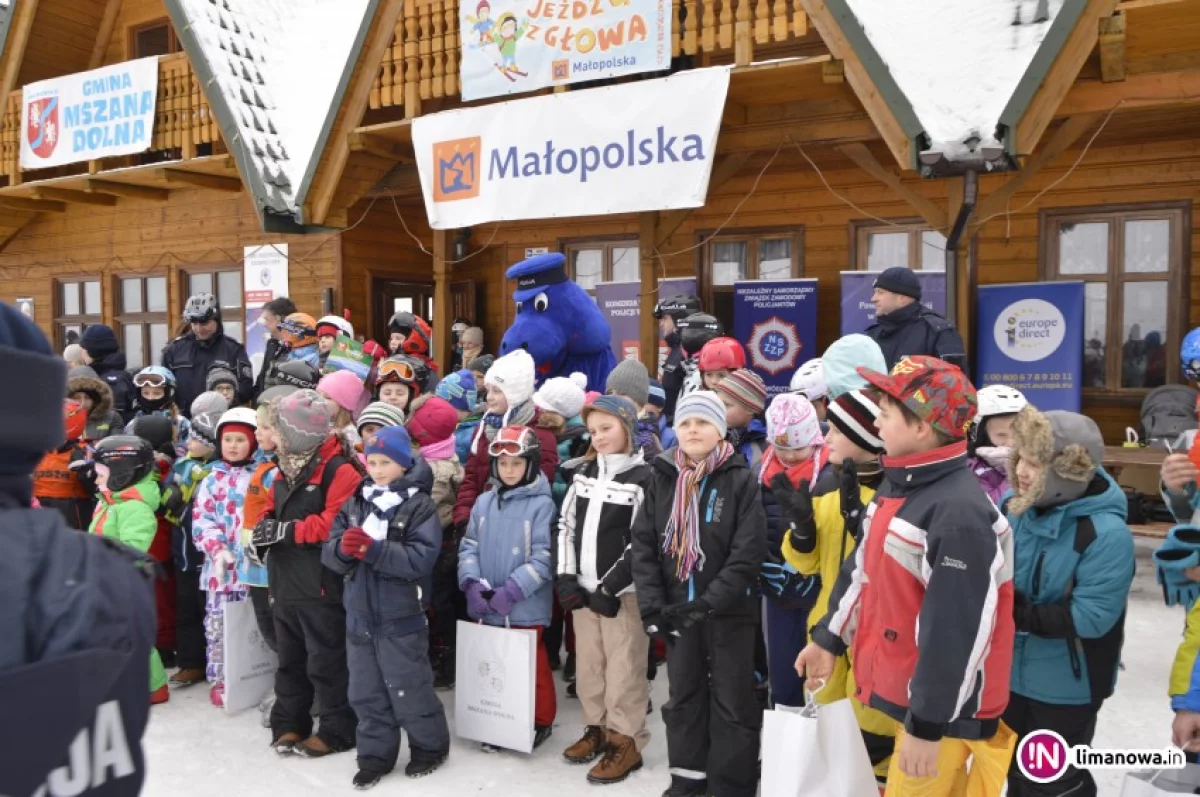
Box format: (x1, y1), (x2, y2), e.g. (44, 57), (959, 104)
(507, 252), (569, 302)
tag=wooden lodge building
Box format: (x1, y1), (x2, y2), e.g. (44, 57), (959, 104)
(0, 0), (1197, 443)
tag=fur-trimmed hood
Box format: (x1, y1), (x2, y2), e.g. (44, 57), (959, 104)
(1008, 406), (1105, 515)
(67, 368), (114, 420)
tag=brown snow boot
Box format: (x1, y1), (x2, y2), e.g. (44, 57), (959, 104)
(563, 725), (608, 764)
(587, 731), (642, 784)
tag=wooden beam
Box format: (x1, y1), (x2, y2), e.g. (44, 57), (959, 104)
(348, 131), (414, 163)
(0, 0), (40, 102)
(838, 142), (948, 230)
(721, 100), (748, 126)
(85, 179), (170, 202)
(655, 153), (751, 245)
(973, 113), (1102, 224)
(0, 196), (66, 213)
(638, 213), (660, 374)
(88, 0), (124, 69)
(822, 59), (844, 84)
(1014, 0), (1119, 156)
(1098, 12), (1126, 83)
(1116, 0), (1184, 8)
(157, 169), (244, 192)
(31, 187), (118, 206)
(718, 115), (878, 152)
(433, 229), (452, 375)
(1057, 68), (1200, 115)
(308, 0), (406, 225)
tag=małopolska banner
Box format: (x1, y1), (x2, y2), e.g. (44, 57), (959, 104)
(733, 279), (818, 396)
(839, 271), (947, 335)
(460, 0), (671, 101)
(413, 68), (729, 230)
(596, 276), (697, 363)
(21, 57), (159, 170)
(975, 281), (1084, 412)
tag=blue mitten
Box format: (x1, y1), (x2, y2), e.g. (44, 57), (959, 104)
(1155, 526), (1200, 607)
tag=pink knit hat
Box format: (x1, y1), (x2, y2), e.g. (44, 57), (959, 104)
(317, 370), (370, 419)
(765, 393), (824, 450)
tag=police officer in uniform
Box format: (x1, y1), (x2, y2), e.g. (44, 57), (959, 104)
(161, 293), (254, 416)
(654, 294), (701, 422)
(865, 267), (966, 371)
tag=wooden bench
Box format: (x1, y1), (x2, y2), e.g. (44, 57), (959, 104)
(1102, 445), (1168, 481)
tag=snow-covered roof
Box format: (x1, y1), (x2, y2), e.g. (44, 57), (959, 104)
(166, 0), (377, 230)
(838, 0), (1085, 165)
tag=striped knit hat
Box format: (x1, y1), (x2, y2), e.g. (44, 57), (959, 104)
(674, 390), (727, 438)
(356, 401), (407, 434)
(274, 389), (332, 454)
(713, 369), (767, 415)
(827, 389), (883, 455)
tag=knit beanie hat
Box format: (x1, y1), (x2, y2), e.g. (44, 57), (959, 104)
(363, 425), (414, 469)
(674, 390), (728, 439)
(581, 394), (639, 453)
(823, 334), (887, 399)
(469, 353), (495, 377)
(80, 324), (119, 359)
(435, 368), (478, 412)
(407, 396), (459, 447)
(713, 369), (767, 416)
(0, 301), (65, 476)
(275, 389), (332, 454)
(873, 267), (922, 300)
(485, 349), (536, 408)
(189, 410), (221, 451)
(765, 393), (824, 450)
(647, 379), (666, 409)
(356, 401), (407, 434)
(533, 372), (588, 419)
(190, 390), (229, 418)
(317, 370), (370, 418)
(606, 358), (650, 407)
(826, 389), (883, 455)
(205, 366), (238, 392)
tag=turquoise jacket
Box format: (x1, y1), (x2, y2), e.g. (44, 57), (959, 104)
(1006, 470), (1135, 705)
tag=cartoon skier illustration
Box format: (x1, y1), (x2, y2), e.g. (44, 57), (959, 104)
(492, 12), (529, 80)
(465, 0), (495, 45)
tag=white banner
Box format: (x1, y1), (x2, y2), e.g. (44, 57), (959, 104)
(21, 57), (159, 170)
(414, 67), (729, 230)
(222, 598), (278, 714)
(243, 244), (290, 309)
(460, 0), (672, 101)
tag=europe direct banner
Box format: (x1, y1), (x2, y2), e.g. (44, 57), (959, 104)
(839, 271), (947, 335)
(595, 277), (696, 363)
(460, 0), (671, 101)
(732, 280), (818, 396)
(975, 282), (1084, 412)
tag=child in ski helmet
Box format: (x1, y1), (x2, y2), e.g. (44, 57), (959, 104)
(316, 315), (355, 369)
(375, 355), (424, 415)
(131, 365), (189, 457)
(968, 384), (1027, 505)
(790, 358), (829, 422)
(698, 337), (747, 391)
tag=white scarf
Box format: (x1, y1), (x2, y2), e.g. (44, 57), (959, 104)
(362, 483), (415, 541)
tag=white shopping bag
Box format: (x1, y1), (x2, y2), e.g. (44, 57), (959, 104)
(761, 697), (878, 797)
(222, 598), (278, 714)
(454, 620), (537, 753)
(1122, 763), (1200, 796)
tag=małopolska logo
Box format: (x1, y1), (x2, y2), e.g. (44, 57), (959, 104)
(1016, 729), (1070, 783)
(993, 298), (1066, 363)
(26, 96), (59, 159)
(433, 137), (481, 202)
(748, 317), (801, 376)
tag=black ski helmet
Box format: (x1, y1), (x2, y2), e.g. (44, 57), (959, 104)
(94, 435), (155, 493)
(653, 294), (701, 321)
(678, 313), (724, 357)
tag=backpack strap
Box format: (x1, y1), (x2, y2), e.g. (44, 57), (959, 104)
(1073, 516), (1097, 555)
(319, 455), (350, 498)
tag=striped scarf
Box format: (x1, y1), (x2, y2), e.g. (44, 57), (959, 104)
(662, 440), (734, 582)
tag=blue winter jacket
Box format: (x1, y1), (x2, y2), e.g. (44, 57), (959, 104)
(457, 473), (555, 627)
(454, 415), (482, 465)
(323, 468), (442, 638)
(1006, 470), (1135, 705)
(285, 344), (322, 372)
(655, 413), (677, 451)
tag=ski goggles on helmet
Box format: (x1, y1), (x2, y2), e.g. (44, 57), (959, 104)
(378, 358), (418, 384)
(487, 427), (538, 458)
(134, 371), (169, 389)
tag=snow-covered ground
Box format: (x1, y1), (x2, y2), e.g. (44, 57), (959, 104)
(142, 540), (1180, 796)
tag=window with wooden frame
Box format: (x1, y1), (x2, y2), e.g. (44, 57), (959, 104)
(562, 239), (640, 295)
(852, 220), (947, 271)
(129, 19), (181, 59)
(184, 268), (244, 343)
(54, 278), (102, 353)
(1042, 204), (1189, 394)
(701, 230), (804, 331)
(115, 275), (170, 370)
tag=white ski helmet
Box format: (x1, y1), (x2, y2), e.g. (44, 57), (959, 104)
(974, 384), (1028, 424)
(316, 315), (355, 339)
(790, 358), (828, 401)
(216, 407), (259, 441)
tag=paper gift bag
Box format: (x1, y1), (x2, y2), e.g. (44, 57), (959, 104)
(1122, 763), (1200, 796)
(761, 698), (878, 797)
(222, 598), (277, 714)
(454, 620), (537, 753)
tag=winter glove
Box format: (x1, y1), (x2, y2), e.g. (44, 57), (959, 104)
(160, 482), (188, 525)
(642, 611), (678, 640)
(588, 586), (621, 619)
(211, 549), (236, 585)
(838, 460), (866, 538)
(555, 575), (589, 613)
(340, 527), (376, 561)
(250, 517), (290, 565)
(1012, 590), (1074, 638)
(772, 474), (816, 554)
(1154, 526), (1200, 607)
(464, 580), (491, 618)
(487, 579), (525, 617)
(69, 458), (99, 495)
(662, 598), (711, 630)
(760, 560), (821, 604)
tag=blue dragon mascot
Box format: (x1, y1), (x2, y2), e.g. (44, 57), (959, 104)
(500, 252), (616, 389)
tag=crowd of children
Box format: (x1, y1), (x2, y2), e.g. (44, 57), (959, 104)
(40, 288), (1200, 797)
